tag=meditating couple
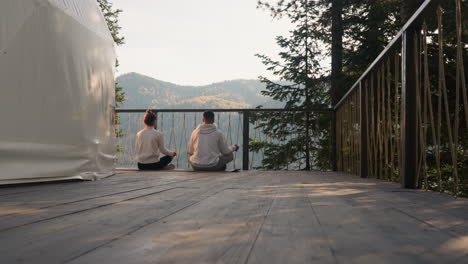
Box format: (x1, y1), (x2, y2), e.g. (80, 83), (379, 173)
(135, 110), (239, 171)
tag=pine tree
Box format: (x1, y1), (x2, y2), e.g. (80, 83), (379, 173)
(401, 0), (422, 24)
(314, 0), (401, 89)
(253, 0), (330, 170)
(253, 0), (404, 170)
(97, 0), (126, 144)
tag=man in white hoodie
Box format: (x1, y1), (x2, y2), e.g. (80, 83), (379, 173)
(187, 111), (239, 171)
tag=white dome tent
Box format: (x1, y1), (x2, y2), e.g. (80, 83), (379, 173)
(0, 0), (116, 184)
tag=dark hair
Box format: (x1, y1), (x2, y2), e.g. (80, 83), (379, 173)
(203, 111), (215, 122)
(144, 109), (157, 126)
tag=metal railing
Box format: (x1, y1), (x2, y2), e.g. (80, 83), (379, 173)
(334, 0), (468, 196)
(115, 108), (332, 171)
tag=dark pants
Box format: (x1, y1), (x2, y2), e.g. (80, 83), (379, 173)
(138, 156), (173, 170)
(190, 153), (234, 171)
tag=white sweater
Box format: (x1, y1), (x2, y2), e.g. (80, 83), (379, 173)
(187, 124), (235, 167)
(135, 128), (174, 164)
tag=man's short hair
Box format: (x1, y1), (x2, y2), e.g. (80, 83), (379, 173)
(203, 111), (215, 122)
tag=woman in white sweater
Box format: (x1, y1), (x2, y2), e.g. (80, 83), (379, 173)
(135, 110), (177, 170)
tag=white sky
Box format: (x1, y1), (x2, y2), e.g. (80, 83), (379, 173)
(112, 0), (293, 86)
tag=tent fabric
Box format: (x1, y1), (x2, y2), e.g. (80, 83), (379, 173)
(0, 0), (117, 184)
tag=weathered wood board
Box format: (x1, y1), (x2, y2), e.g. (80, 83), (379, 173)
(0, 171), (467, 264)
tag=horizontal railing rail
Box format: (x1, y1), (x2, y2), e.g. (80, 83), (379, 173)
(116, 108), (333, 113)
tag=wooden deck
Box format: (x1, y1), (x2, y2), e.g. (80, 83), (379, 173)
(0, 171), (467, 264)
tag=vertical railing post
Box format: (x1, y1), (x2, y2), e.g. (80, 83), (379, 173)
(400, 28), (419, 188)
(242, 110), (250, 170)
(359, 82), (368, 178)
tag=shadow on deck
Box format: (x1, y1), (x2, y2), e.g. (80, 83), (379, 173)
(0, 171), (467, 263)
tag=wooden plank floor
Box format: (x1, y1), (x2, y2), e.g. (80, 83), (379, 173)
(0, 171), (467, 264)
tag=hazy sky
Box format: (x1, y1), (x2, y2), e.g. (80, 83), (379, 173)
(112, 0), (293, 85)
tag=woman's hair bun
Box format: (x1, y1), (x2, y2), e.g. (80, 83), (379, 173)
(144, 109), (157, 126)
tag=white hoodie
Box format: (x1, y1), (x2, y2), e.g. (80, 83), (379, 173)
(187, 124), (234, 167)
(135, 128), (174, 164)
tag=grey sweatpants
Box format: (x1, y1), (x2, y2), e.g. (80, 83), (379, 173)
(190, 153), (234, 171)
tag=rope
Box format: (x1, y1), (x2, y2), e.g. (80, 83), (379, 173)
(338, 109), (341, 171)
(455, 0), (468, 190)
(438, 7), (459, 195)
(345, 103), (347, 173)
(355, 91), (360, 175)
(258, 116), (266, 170)
(168, 112), (175, 151)
(352, 93), (356, 173)
(288, 112), (294, 170)
(297, 111), (306, 170)
(234, 113), (242, 169)
(339, 106), (343, 171)
(456, 0), (468, 131)
(347, 100), (349, 173)
(365, 80), (373, 178)
(347, 99), (349, 172)
(414, 32), (423, 187)
(348, 97), (351, 173)
(176, 113), (187, 168)
(352, 95), (355, 173)
(452, 0), (464, 192)
(127, 114), (135, 167)
(344, 99), (349, 172)
(239, 111), (244, 169)
(226, 113), (233, 170)
(387, 59), (393, 181)
(381, 66), (385, 179)
(217, 112), (222, 130)
(377, 68), (383, 179)
(394, 53), (401, 181)
(344, 100), (348, 173)
(250, 119), (258, 170)
(423, 23), (441, 191)
(160, 112), (164, 131)
(227, 113), (233, 147)
(371, 72), (377, 178)
(382, 64), (388, 180)
(351, 95), (354, 173)
(345, 99), (348, 172)
(437, 9), (443, 192)
(418, 30), (429, 190)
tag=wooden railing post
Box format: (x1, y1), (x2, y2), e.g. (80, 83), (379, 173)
(242, 110), (250, 170)
(400, 28), (419, 188)
(359, 82), (368, 178)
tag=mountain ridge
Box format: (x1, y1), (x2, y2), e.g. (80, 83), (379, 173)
(116, 72), (282, 109)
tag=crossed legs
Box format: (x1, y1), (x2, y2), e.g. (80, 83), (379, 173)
(191, 153), (234, 171)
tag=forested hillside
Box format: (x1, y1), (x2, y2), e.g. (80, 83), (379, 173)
(117, 72), (283, 109)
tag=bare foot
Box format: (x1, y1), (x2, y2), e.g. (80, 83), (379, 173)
(163, 164), (175, 170)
